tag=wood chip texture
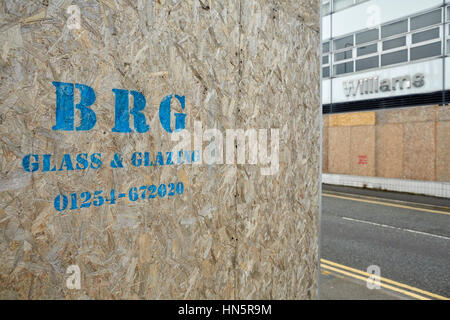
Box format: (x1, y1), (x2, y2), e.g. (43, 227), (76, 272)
(0, 0), (320, 299)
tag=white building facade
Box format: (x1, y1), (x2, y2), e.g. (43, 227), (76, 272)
(321, 0), (450, 197)
(322, 0), (450, 112)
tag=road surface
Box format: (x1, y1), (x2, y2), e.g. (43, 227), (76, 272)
(320, 184), (450, 299)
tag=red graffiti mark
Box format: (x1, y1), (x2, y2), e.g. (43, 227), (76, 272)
(358, 155), (368, 165)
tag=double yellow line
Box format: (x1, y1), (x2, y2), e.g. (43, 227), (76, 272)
(320, 259), (449, 300)
(322, 193), (450, 216)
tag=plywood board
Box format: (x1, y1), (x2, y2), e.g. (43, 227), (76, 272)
(376, 124), (403, 179)
(436, 121), (450, 182)
(350, 126), (375, 177)
(235, 0), (320, 299)
(328, 126), (351, 174)
(329, 111), (375, 127)
(377, 106), (437, 124)
(403, 122), (436, 181)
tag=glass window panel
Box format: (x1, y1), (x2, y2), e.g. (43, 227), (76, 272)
(323, 42), (330, 54)
(356, 29), (379, 45)
(410, 41), (441, 60)
(447, 39), (450, 54)
(412, 28), (439, 44)
(334, 35), (354, 50)
(323, 66), (330, 78)
(381, 49), (408, 66)
(383, 36), (406, 51)
(322, 3), (331, 15)
(447, 7), (450, 21)
(333, 0), (354, 12)
(410, 9), (441, 31)
(334, 61), (354, 75)
(334, 49), (353, 61)
(355, 56), (379, 71)
(357, 43), (378, 56)
(323, 55), (329, 64)
(381, 20), (408, 38)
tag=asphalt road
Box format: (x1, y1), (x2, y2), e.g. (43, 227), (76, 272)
(320, 184), (450, 298)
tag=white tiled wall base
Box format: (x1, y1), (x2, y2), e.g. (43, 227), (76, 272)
(322, 174), (450, 198)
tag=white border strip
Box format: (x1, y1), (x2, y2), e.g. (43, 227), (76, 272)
(322, 174), (450, 198)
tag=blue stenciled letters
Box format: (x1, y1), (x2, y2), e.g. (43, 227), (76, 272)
(52, 82), (96, 131)
(22, 153), (102, 172)
(22, 154), (39, 172)
(52, 82), (186, 134)
(75, 84), (97, 131)
(159, 94), (186, 133)
(112, 89), (150, 133)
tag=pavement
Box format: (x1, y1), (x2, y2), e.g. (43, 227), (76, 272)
(319, 270), (407, 300)
(319, 184), (450, 300)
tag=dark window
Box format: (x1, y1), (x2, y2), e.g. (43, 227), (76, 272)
(323, 55), (329, 64)
(383, 36), (406, 51)
(322, 2), (331, 16)
(381, 20), (408, 38)
(410, 41), (441, 60)
(323, 42), (330, 54)
(357, 43), (378, 56)
(334, 35), (353, 50)
(355, 56), (379, 71)
(334, 49), (352, 62)
(412, 28), (439, 44)
(447, 7), (450, 22)
(334, 61), (354, 75)
(323, 66), (330, 78)
(381, 49), (408, 66)
(356, 29), (379, 45)
(410, 9), (441, 31)
(333, 0), (354, 12)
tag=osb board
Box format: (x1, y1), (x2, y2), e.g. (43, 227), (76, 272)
(437, 105), (450, 121)
(322, 114), (329, 127)
(376, 105), (437, 124)
(436, 121), (450, 182)
(376, 124), (403, 179)
(327, 126), (350, 174)
(322, 121), (328, 173)
(349, 126), (375, 177)
(329, 111), (375, 127)
(235, 0), (320, 299)
(403, 122), (436, 181)
(322, 115), (328, 173)
(0, 0), (320, 299)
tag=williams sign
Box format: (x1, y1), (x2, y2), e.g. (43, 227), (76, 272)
(343, 73), (425, 97)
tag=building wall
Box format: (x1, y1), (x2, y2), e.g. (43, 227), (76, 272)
(323, 105), (450, 182)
